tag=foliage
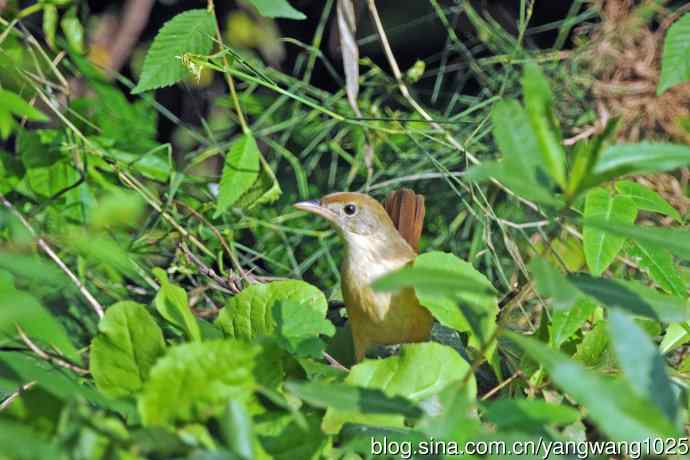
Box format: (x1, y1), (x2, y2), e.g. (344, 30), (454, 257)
(2, 1), (690, 459)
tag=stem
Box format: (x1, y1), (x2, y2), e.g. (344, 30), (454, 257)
(207, 0), (248, 133)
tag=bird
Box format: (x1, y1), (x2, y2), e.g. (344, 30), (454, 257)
(294, 189), (433, 362)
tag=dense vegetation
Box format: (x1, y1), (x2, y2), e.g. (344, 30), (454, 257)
(2, 0), (690, 458)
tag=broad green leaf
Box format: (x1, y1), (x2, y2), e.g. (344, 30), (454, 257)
(153, 268), (201, 342)
(0, 279), (78, 361)
(593, 143), (690, 178)
(492, 100), (541, 175)
(573, 320), (608, 366)
(583, 219), (690, 263)
(608, 310), (677, 423)
(508, 332), (679, 441)
(216, 279), (327, 341)
(374, 251), (497, 353)
(583, 187), (637, 276)
(220, 401), (255, 459)
(569, 274), (688, 322)
(529, 257), (580, 310)
(660, 323), (690, 354)
(285, 381), (423, 419)
(60, 7), (84, 54)
(522, 63), (566, 188)
(658, 13), (690, 95)
(246, 0), (306, 19)
(273, 300), (335, 358)
(132, 10), (215, 94)
(321, 342), (475, 433)
(615, 180), (681, 221)
(628, 241), (686, 297)
(215, 133), (261, 216)
(550, 298), (597, 348)
(138, 339), (258, 426)
(483, 399), (580, 430)
(90, 301), (166, 398)
(232, 153), (282, 210)
(0, 89), (48, 122)
(0, 418), (64, 460)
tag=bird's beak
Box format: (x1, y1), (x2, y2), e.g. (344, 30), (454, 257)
(293, 199), (336, 221)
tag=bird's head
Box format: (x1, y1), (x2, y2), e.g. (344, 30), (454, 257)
(294, 192), (394, 236)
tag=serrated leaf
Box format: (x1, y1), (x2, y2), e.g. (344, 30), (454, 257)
(90, 301), (166, 398)
(508, 332), (679, 442)
(215, 133), (261, 216)
(153, 267), (201, 342)
(246, 0), (306, 19)
(583, 187), (637, 276)
(216, 280), (328, 345)
(138, 340), (258, 426)
(608, 310), (677, 423)
(658, 13), (690, 95)
(273, 300), (335, 358)
(615, 180), (681, 222)
(132, 9), (215, 94)
(321, 342), (475, 433)
(522, 63), (566, 188)
(628, 240), (686, 297)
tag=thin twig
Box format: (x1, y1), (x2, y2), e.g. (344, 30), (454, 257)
(323, 351), (349, 372)
(179, 242), (241, 294)
(1, 193), (105, 318)
(0, 381), (36, 412)
(16, 326), (89, 375)
(480, 370), (523, 401)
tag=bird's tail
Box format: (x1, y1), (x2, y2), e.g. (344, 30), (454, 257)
(382, 188), (425, 253)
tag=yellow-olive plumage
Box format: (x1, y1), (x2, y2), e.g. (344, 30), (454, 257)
(294, 190), (433, 361)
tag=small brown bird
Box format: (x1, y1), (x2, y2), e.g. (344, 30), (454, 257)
(294, 189), (433, 361)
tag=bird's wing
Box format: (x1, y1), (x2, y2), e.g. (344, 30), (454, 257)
(382, 188), (425, 253)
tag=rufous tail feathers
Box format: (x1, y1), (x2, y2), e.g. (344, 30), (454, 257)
(382, 188), (425, 253)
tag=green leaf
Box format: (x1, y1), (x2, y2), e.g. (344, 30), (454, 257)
(132, 9), (215, 94)
(550, 298), (597, 348)
(593, 143), (690, 178)
(615, 180), (681, 222)
(216, 279), (327, 341)
(153, 268), (201, 342)
(285, 381), (423, 419)
(60, 7), (84, 54)
(138, 339), (258, 426)
(245, 0), (306, 19)
(569, 274), (688, 322)
(0, 280), (78, 361)
(464, 160), (563, 207)
(491, 99), (553, 193)
(628, 240), (686, 297)
(658, 13), (690, 95)
(583, 187), (637, 276)
(42, 4), (58, 50)
(215, 133), (261, 216)
(321, 342), (475, 433)
(483, 399), (581, 430)
(608, 310), (677, 423)
(508, 332), (679, 441)
(529, 257), (581, 310)
(0, 89), (48, 122)
(583, 219), (690, 263)
(0, 418), (65, 460)
(272, 300), (335, 358)
(522, 63), (566, 188)
(220, 401), (255, 459)
(374, 251), (497, 353)
(573, 320), (608, 366)
(90, 301), (166, 398)
(255, 413), (327, 460)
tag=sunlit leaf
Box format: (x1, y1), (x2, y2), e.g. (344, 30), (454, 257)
(215, 133), (261, 216)
(658, 13), (690, 95)
(153, 268), (201, 342)
(246, 0), (306, 19)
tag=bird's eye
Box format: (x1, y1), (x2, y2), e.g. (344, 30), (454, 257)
(343, 204), (357, 216)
